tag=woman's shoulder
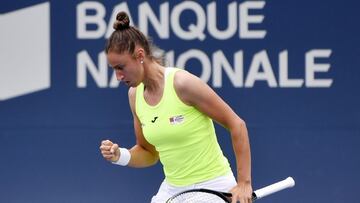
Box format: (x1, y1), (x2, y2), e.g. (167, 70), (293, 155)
(128, 87), (137, 110)
(173, 69), (204, 90)
(128, 87), (136, 98)
(173, 69), (194, 87)
(172, 69), (207, 106)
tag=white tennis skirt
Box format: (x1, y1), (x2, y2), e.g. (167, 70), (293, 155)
(151, 172), (237, 203)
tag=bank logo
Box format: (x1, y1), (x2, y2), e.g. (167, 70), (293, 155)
(0, 2), (50, 101)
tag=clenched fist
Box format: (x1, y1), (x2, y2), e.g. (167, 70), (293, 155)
(99, 140), (120, 162)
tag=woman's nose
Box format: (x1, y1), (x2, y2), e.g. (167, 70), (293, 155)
(115, 71), (124, 81)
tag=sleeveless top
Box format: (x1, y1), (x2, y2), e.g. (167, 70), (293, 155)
(135, 67), (231, 186)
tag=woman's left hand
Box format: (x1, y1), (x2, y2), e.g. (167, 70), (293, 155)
(230, 181), (253, 203)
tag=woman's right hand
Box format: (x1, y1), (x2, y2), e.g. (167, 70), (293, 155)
(100, 140), (120, 162)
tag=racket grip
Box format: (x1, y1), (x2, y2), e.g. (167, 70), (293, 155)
(254, 177), (295, 199)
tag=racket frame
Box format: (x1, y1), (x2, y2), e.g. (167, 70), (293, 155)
(166, 177), (295, 202)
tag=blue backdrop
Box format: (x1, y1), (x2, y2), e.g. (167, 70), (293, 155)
(1, 0), (359, 202)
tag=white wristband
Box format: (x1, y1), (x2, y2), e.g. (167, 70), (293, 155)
(112, 148), (131, 166)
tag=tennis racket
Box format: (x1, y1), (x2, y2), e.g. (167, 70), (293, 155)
(166, 176), (295, 203)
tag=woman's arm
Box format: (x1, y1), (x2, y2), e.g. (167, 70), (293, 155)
(126, 87), (159, 168)
(173, 70), (252, 203)
(99, 88), (159, 168)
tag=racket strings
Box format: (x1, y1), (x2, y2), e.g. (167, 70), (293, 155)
(167, 191), (228, 203)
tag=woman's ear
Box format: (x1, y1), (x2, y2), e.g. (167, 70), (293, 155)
(135, 48), (145, 62)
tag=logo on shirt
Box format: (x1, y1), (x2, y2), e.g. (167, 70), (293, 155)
(169, 115), (184, 125)
(151, 116), (158, 123)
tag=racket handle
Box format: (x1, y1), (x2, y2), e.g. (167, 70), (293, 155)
(253, 177), (295, 199)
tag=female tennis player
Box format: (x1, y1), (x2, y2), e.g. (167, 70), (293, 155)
(99, 11), (252, 203)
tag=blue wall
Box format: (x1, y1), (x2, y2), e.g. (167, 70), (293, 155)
(1, 0), (359, 202)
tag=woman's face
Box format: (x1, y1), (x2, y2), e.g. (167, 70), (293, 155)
(107, 51), (143, 87)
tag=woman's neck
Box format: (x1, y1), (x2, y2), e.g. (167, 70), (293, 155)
(142, 62), (165, 92)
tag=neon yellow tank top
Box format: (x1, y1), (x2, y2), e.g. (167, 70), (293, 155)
(135, 68), (231, 186)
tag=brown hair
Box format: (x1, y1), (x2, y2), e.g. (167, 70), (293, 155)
(105, 11), (163, 64)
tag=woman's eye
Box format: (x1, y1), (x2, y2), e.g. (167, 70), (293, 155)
(114, 65), (124, 70)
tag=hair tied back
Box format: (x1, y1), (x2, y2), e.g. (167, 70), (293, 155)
(113, 11), (130, 30)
